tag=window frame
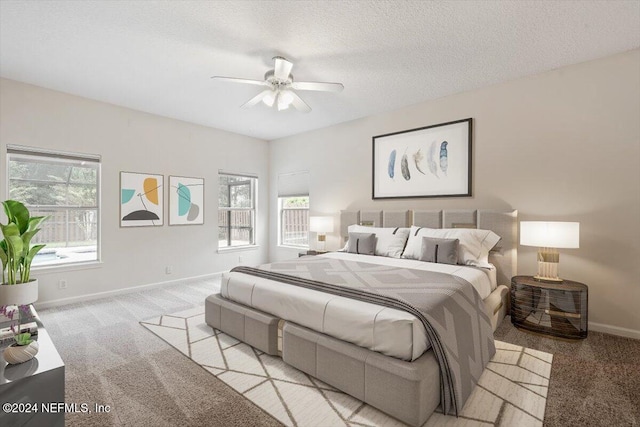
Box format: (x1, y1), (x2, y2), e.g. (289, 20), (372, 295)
(5, 145), (102, 269)
(278, 196), (310, 248)
(218, 173), (257, 249)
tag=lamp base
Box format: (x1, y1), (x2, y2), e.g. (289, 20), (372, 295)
(533, 275), (564, 283)
(316, 234), (326, 252)
(536, 248), (564, 283)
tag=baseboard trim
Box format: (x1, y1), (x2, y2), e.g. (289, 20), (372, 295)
(589, 321), (640, 340)
(34, 272), (223, 310)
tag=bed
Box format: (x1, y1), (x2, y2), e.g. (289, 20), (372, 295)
(205, 209), (516, 426)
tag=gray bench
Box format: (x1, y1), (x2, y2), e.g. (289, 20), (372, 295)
(205, 293), (441, 427)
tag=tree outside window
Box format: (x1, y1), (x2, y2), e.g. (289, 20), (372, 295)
(7, 148), (100, 266)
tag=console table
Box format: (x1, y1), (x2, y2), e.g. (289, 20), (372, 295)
(510, 275), (588, 339)
(0, 307), (65, 426)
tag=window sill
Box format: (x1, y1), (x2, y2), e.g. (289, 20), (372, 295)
(32, 260), (104, 274)
(217, 245), (260, 254)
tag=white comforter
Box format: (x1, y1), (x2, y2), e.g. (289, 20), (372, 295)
(222, 252), (496, 361)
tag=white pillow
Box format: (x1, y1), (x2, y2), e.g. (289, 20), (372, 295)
(402, 226), (500, 268)
(345, 225), (410, 258)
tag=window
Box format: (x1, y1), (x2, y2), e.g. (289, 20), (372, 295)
(218, 173), (257, 248)
(280, 196), (309, 247)
(7, 146), (101, 267)
(277, 171), (310, 248)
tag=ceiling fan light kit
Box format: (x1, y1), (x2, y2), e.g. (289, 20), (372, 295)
(213, 56), (343, 113)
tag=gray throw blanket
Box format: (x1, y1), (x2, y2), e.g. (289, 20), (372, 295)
(231, 256), (496, 416)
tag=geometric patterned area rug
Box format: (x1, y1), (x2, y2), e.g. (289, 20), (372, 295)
(141, 307), (552, 427)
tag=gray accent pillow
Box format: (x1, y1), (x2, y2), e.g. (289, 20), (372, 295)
(419, 237), (459, 265)
(346, 232), (376, 255)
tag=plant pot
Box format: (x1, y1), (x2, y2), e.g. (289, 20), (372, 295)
(0, 279), (38, 306)
(3, 340), (39, 364)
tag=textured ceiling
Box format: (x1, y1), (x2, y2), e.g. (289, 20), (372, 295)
(1, 1), (639, 140)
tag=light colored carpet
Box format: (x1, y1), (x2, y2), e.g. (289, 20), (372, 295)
(142, 307), (553, 427)
(38, 276), (280, 427)
(37, 276), (639, 426)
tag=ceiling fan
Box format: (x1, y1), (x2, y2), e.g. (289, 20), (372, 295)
(212, 56), (344, 113)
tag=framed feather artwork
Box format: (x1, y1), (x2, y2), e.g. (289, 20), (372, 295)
(372, 118), (472, 199)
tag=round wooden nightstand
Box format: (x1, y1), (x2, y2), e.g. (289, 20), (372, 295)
(510, 275), (588, 339)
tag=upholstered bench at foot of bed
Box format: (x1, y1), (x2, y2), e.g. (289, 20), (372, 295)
(282, 322), (440, 427)
(486, 284), (509, 331)
(205, 293), (279, 356)
(206, 293), (441, 426)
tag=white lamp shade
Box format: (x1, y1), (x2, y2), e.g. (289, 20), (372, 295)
(280, 90), (294, 106)
(262, 92), (276, 107)
(520, 221), (579, 248)
(309, 216), (334, 233)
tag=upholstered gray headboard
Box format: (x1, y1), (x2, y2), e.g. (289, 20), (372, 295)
(340, 209), (517, 286)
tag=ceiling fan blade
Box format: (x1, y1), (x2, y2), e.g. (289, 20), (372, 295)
(290, 91), (311, 113)
(291, 81), (344, 92)
(211, 76), (268, 86)
(241, 90), (273, 108)
(273, 57), (293, 81)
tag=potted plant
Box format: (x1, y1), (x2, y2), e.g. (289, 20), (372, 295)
(0, 200), (48, 364)
(0, 305), (39, 364)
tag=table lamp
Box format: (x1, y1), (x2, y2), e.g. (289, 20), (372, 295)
(309, 216), (334, 252)
(520, 221), (579, 282)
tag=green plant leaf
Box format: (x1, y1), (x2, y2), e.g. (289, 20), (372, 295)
(1, 200), (49, 284)
(0, 241), (7, 283)
(22, 244), (46, 283)
(20, 229), (41, 255)
(0, 245), (6, 265)
(5, 236), (24, 261)
(3, 200), (30, 234)
(1, 224), (25, 284)
(27, 216), (48, 233)
(5, 235), (24, 255)
(26, 244), (46, 260)
(15, 332), (32, 346)
(0, 245), (7, 273)
(0, 222), (20, 238)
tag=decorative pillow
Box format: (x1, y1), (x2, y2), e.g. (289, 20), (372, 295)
(402, 226), (501, 268)
(419, 237), (459, 265)
(346, 225), (410, 258)
(346, 232), (376, 255)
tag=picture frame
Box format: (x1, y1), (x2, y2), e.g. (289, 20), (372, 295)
(168, 176), (205, 225)
(120, 172), (164, 227)
(372, 118), (472, 199)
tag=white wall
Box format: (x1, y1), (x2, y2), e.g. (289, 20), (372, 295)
(3, 49), (638, 337)
(269, 49), (640, 337)
(0, 78), (269, 305)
